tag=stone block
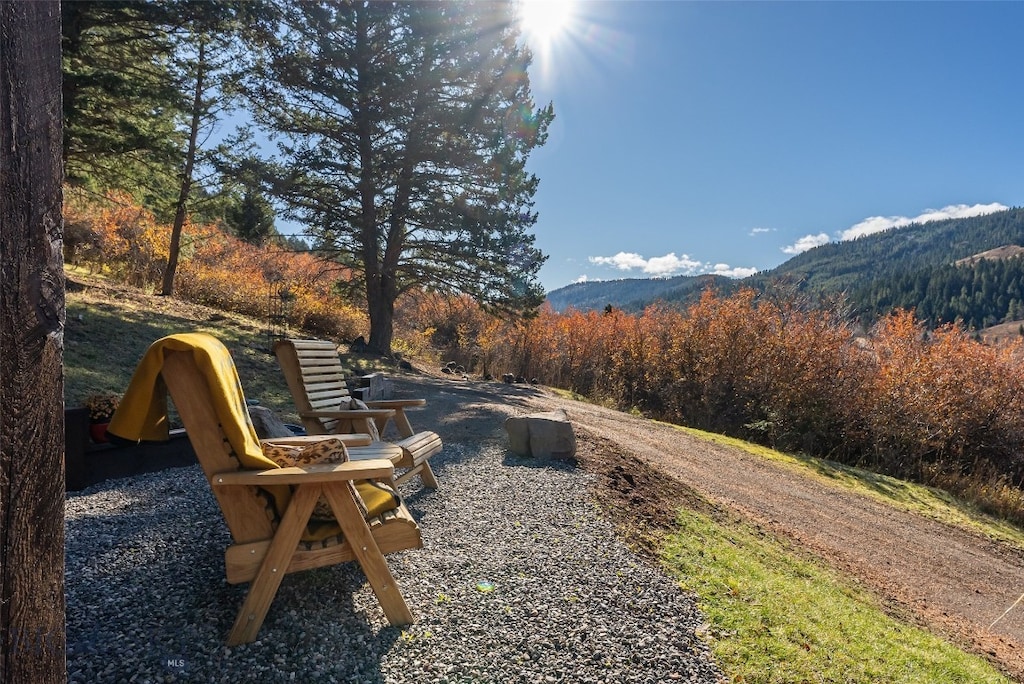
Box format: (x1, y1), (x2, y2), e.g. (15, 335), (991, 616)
(504, 409), (576, 459)
(352, 372), (389, 401)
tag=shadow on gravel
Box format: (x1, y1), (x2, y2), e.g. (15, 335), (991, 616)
(66, 469), (403, 683)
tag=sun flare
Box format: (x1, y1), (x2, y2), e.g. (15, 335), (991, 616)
(518, 0), (575, 47)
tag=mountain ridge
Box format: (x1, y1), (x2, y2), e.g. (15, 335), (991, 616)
(546, 207), (1024, 324)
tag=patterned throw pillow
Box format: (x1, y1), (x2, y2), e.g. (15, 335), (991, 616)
(261, 438), (366, 521)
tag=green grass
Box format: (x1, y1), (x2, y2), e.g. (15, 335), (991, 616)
(64, 269), (394, 425)
(663, 506), (1010, 683)
(556, 391), (1024, 679)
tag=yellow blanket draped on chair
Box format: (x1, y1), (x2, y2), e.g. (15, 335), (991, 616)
(107, 332), (277, 471)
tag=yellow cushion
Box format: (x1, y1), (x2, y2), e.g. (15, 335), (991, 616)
(260, 438), (400, 542)
(355, 481), (401, 518)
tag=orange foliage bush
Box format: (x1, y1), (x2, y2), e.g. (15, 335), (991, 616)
(64, 189), (367, 342)
(860, 310), (1024, 483)
(460, 287), (1024, 512)
(64, 188), (178, 287)
(393, 291), (502, 372)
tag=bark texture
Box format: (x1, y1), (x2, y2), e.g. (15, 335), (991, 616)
(0, 2), (67, 682)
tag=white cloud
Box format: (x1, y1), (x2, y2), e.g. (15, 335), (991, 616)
(572, 274), (589, 283)
(781, 202), (1009, 255)
(588, 252), (754, 279)
(588, 251), (703, 276)
(749, 227), (773, 236)
(712, 264), (758, 278)
(589, 251), (648, 270)
(782, 233), (831, 255)
(839, 202), (1008, 241)
(646, 252), (703, 275)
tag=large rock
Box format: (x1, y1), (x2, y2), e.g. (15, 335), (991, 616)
(248, 405), (294, 439)
(504, 409), (576, 459)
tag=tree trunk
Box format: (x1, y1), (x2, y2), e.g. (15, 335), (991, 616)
(366, 288), (395, 356)
(161, 40), (206, 296)
(0, 3), (67, 683)
(354, 7), (392, 355)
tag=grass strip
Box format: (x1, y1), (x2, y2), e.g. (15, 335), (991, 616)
(662, 507), (1009, 683)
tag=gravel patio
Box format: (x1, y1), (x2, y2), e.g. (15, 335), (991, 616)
(65, 438), (723, 683)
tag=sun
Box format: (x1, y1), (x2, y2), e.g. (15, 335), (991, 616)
(517, 0), (575, 48)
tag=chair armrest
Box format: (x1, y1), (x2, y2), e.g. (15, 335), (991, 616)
(211, 459), (395, 486)
(300, 409), (396, 420)
(365, 399), (426, 409)
(260, 434), (373, 448)
(363, 401), (424, 438)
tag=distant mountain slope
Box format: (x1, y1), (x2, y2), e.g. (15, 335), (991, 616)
(545, 274), (726, 313)
(751, 207), (1024, 294)
(546, 207), (1024, 317)
(954, 245), (1024, 266)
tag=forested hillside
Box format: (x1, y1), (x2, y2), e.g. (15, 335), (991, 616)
(545, 274), (725, 312)
(549, 207), (1024, 329)
(752, 207), (1024, 295)
(849, 253), (1024, 329)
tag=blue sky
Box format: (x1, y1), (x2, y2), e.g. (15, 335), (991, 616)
(523, 1), (1024, 292)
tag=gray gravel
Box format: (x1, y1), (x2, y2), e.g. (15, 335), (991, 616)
(66, 441), (724, 683)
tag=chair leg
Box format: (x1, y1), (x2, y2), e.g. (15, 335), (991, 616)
(392, 462), (436, 489)
(322, 483), (414, 626)
(227, 486), (319, 646)
(418, 461), (438, 489)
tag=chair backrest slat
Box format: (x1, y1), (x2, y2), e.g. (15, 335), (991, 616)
(275, 339), (358, 434)
(162, 350), (275, 544)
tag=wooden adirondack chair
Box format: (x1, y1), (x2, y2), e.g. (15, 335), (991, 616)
(274, 338), (441, 489)
(113, 334), (421, 646)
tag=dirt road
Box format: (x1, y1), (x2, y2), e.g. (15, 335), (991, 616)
(397, 373), (1024, 679)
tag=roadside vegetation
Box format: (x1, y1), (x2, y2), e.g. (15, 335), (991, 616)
(458, 290), (1024, 529)
(663, 504), (1010, 683)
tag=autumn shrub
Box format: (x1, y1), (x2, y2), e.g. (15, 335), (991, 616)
(550, 307), (623, 396)
(394, 291), (506, 371)
(726, 295), (868, 458)
(587, 305), (674, 410)
(858, 310), (1024, 485)
(175, 230), (268, 316)
(632, 290), (866, 457)
(647, 291), (764, 432)
(64, 189), (367, 341)
(174, 231), (368, 340)
(64, 187), (175, 286)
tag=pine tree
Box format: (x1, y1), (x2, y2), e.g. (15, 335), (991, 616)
(239, 1), (551, 354)
(160, 1), (262, 294)
(61, 1), (185, 211)
(225, 185), (277, 245)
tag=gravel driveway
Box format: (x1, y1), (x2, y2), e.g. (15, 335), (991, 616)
(400, 374), (1024, 680)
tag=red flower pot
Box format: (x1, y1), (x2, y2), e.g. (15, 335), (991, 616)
(89, 422), (110, 444)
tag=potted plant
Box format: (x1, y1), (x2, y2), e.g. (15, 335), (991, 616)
(83, 393), (120, 443)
